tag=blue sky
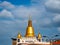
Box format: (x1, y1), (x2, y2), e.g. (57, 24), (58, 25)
(0, 0), (60, 45)
(0, 0), (31, 5)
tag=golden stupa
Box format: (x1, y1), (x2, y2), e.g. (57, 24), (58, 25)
(25, 16), (35, 37)
(17, 32), (22, 38)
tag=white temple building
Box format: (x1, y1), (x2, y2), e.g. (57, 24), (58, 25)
(12, 17), (51, 45)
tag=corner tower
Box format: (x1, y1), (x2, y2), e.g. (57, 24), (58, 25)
(17, 32), (22, 39)
(25, 16), (35, 37)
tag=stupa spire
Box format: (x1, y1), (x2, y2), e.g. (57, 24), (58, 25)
(28, 15), (32, 27)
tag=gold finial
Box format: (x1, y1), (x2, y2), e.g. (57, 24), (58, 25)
(29, 15), (31, 20)
(38, 32), (42, 39)
(17, 32), (22, 39)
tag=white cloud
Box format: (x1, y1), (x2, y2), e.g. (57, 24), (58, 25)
(45, 0), (60, 13)
(0, 1), (15, 10)
(0, 1), (43, 28)
(45, 0), (60, 9)
(0, 1), (44, 20)
(53, 14), (60, 23)
(12, 5), (42, 19)
(0, 9), (14, 19)
(0, 1), (51, 28)
(0, 0), (60, 28)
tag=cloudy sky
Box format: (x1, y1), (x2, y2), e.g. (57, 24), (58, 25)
(0, 0), (60, 45)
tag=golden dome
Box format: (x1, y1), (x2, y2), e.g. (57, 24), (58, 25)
(25, 16), (35, 37)
(17, 32), (22, 39)
(38, 33), (42, 39)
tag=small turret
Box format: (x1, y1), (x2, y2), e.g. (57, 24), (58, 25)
(17, 32), (22, 39)
(37, 33), (42, 41)
(38, 33), (42, 39)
